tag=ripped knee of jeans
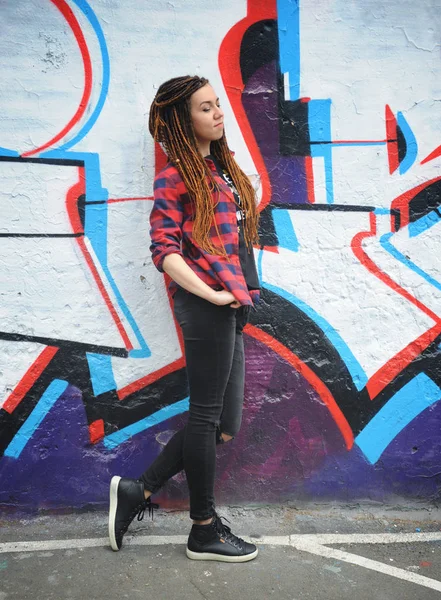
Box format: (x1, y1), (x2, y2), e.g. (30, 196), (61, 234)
(216, 426), (234, 445)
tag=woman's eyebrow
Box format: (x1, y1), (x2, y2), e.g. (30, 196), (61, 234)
(199, 98), (220, 107)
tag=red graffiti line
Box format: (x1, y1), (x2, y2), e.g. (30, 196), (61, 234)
(244, 323), (354, 450)
(385, 104), (399, 175)
(219, 0), (275, 212)
(367, 322), (441, 400)
(2, 347), (59, 414)
(352, 212), (439, 322)
(304, 156), (316, 204)
(351, 211), (441, 399)
(65, 171), (134, 351)
(22, 0), (93, 157)
(89, 419), (105, 444)
(391, 176), (441, 230)
(66, 174), (85, 234)
(421, 144), (441, 165)
(117, 357), (186, 401)
(258, 245), (279, 254)
(155, 142), (169, 174)
(75, 236), (134, 351)
(111, 130), (192, 401)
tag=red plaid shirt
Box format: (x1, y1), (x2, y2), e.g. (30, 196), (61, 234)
(149, 157), (260, 306)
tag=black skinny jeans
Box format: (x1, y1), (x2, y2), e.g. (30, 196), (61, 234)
(140, 288), (249, 521)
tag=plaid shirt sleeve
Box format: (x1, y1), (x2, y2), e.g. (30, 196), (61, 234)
(149, 169), (184, 273)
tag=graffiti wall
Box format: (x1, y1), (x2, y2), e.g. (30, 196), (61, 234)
(1, 0), (441, 513)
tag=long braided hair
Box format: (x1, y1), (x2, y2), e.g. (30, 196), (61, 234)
(149, 75), (259, 255)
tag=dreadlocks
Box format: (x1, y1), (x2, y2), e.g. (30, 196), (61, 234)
(149, 75), (259, 255)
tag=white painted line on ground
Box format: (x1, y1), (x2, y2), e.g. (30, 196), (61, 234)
(250, 535), (291, 546)
(292, 538), (441, 594)
(0, 535), (191, 554)
(126, 535), (188, 546)
(1, 531), (441, 593)
(1, 531), (440, 554)
(290, 532), (441, 545)
(0, 537), (110, 554)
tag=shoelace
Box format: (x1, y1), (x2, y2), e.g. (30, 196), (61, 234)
(118, 497), (160, 539)
(137, 497), (159, 522)
(213, 514), (246, 549)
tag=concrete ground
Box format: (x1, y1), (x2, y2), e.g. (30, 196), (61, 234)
(1, 504), (441, 599)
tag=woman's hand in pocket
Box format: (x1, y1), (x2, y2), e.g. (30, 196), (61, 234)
(210, 290), (241, 309)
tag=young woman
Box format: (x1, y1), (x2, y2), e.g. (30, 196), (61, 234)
(108, 75), (260, 562)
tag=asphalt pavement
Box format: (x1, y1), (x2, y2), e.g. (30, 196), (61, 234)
(1, 504), (441, 599)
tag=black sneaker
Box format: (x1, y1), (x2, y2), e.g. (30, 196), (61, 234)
(108, 476), (158, 551)
(186, 514), (258, 562)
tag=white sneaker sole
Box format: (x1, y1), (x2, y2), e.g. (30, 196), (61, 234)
(186, 547), (258, 563)
(108, 476), (121, 552)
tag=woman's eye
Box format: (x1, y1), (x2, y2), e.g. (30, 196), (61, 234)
(203, 108), (210, 112)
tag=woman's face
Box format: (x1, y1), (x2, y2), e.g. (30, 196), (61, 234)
(190, 84), (224, 148)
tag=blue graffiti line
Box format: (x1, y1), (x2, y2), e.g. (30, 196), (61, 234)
(355, 372), (441, 464)
(273, 209), (299, 251)
(408, 209), (441, 239)
(310, 144), (334, 204)
(39, 151), (151, 363)
(277, 0), (300, 101)
(103, 397), (190, 449)
(4, 379), (69, 459)
(308, 99), (332, 142)
(257, 248), (264, 282)
(308, 100), (334, 204)
(261, 280), (367, 390)
(84, 199), (151, 359)
(58, 0), (110, 151)
(0, 148), (19, 157)
(381, 232), (441, 292)
(82, 156), (151, 358)
(40, 151), (107, 202)
(87, 354), (117, 396)
(397, 112), (418, 175)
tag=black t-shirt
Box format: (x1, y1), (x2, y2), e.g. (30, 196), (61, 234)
(206, 155), (260, 291)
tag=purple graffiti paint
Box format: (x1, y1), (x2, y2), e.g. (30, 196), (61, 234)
(242, 60), (307, 206)
(1, 334), (441, 513)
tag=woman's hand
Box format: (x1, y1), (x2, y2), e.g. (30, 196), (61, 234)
(161, 255), (241, 308)
(210, 290), (241, 309)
